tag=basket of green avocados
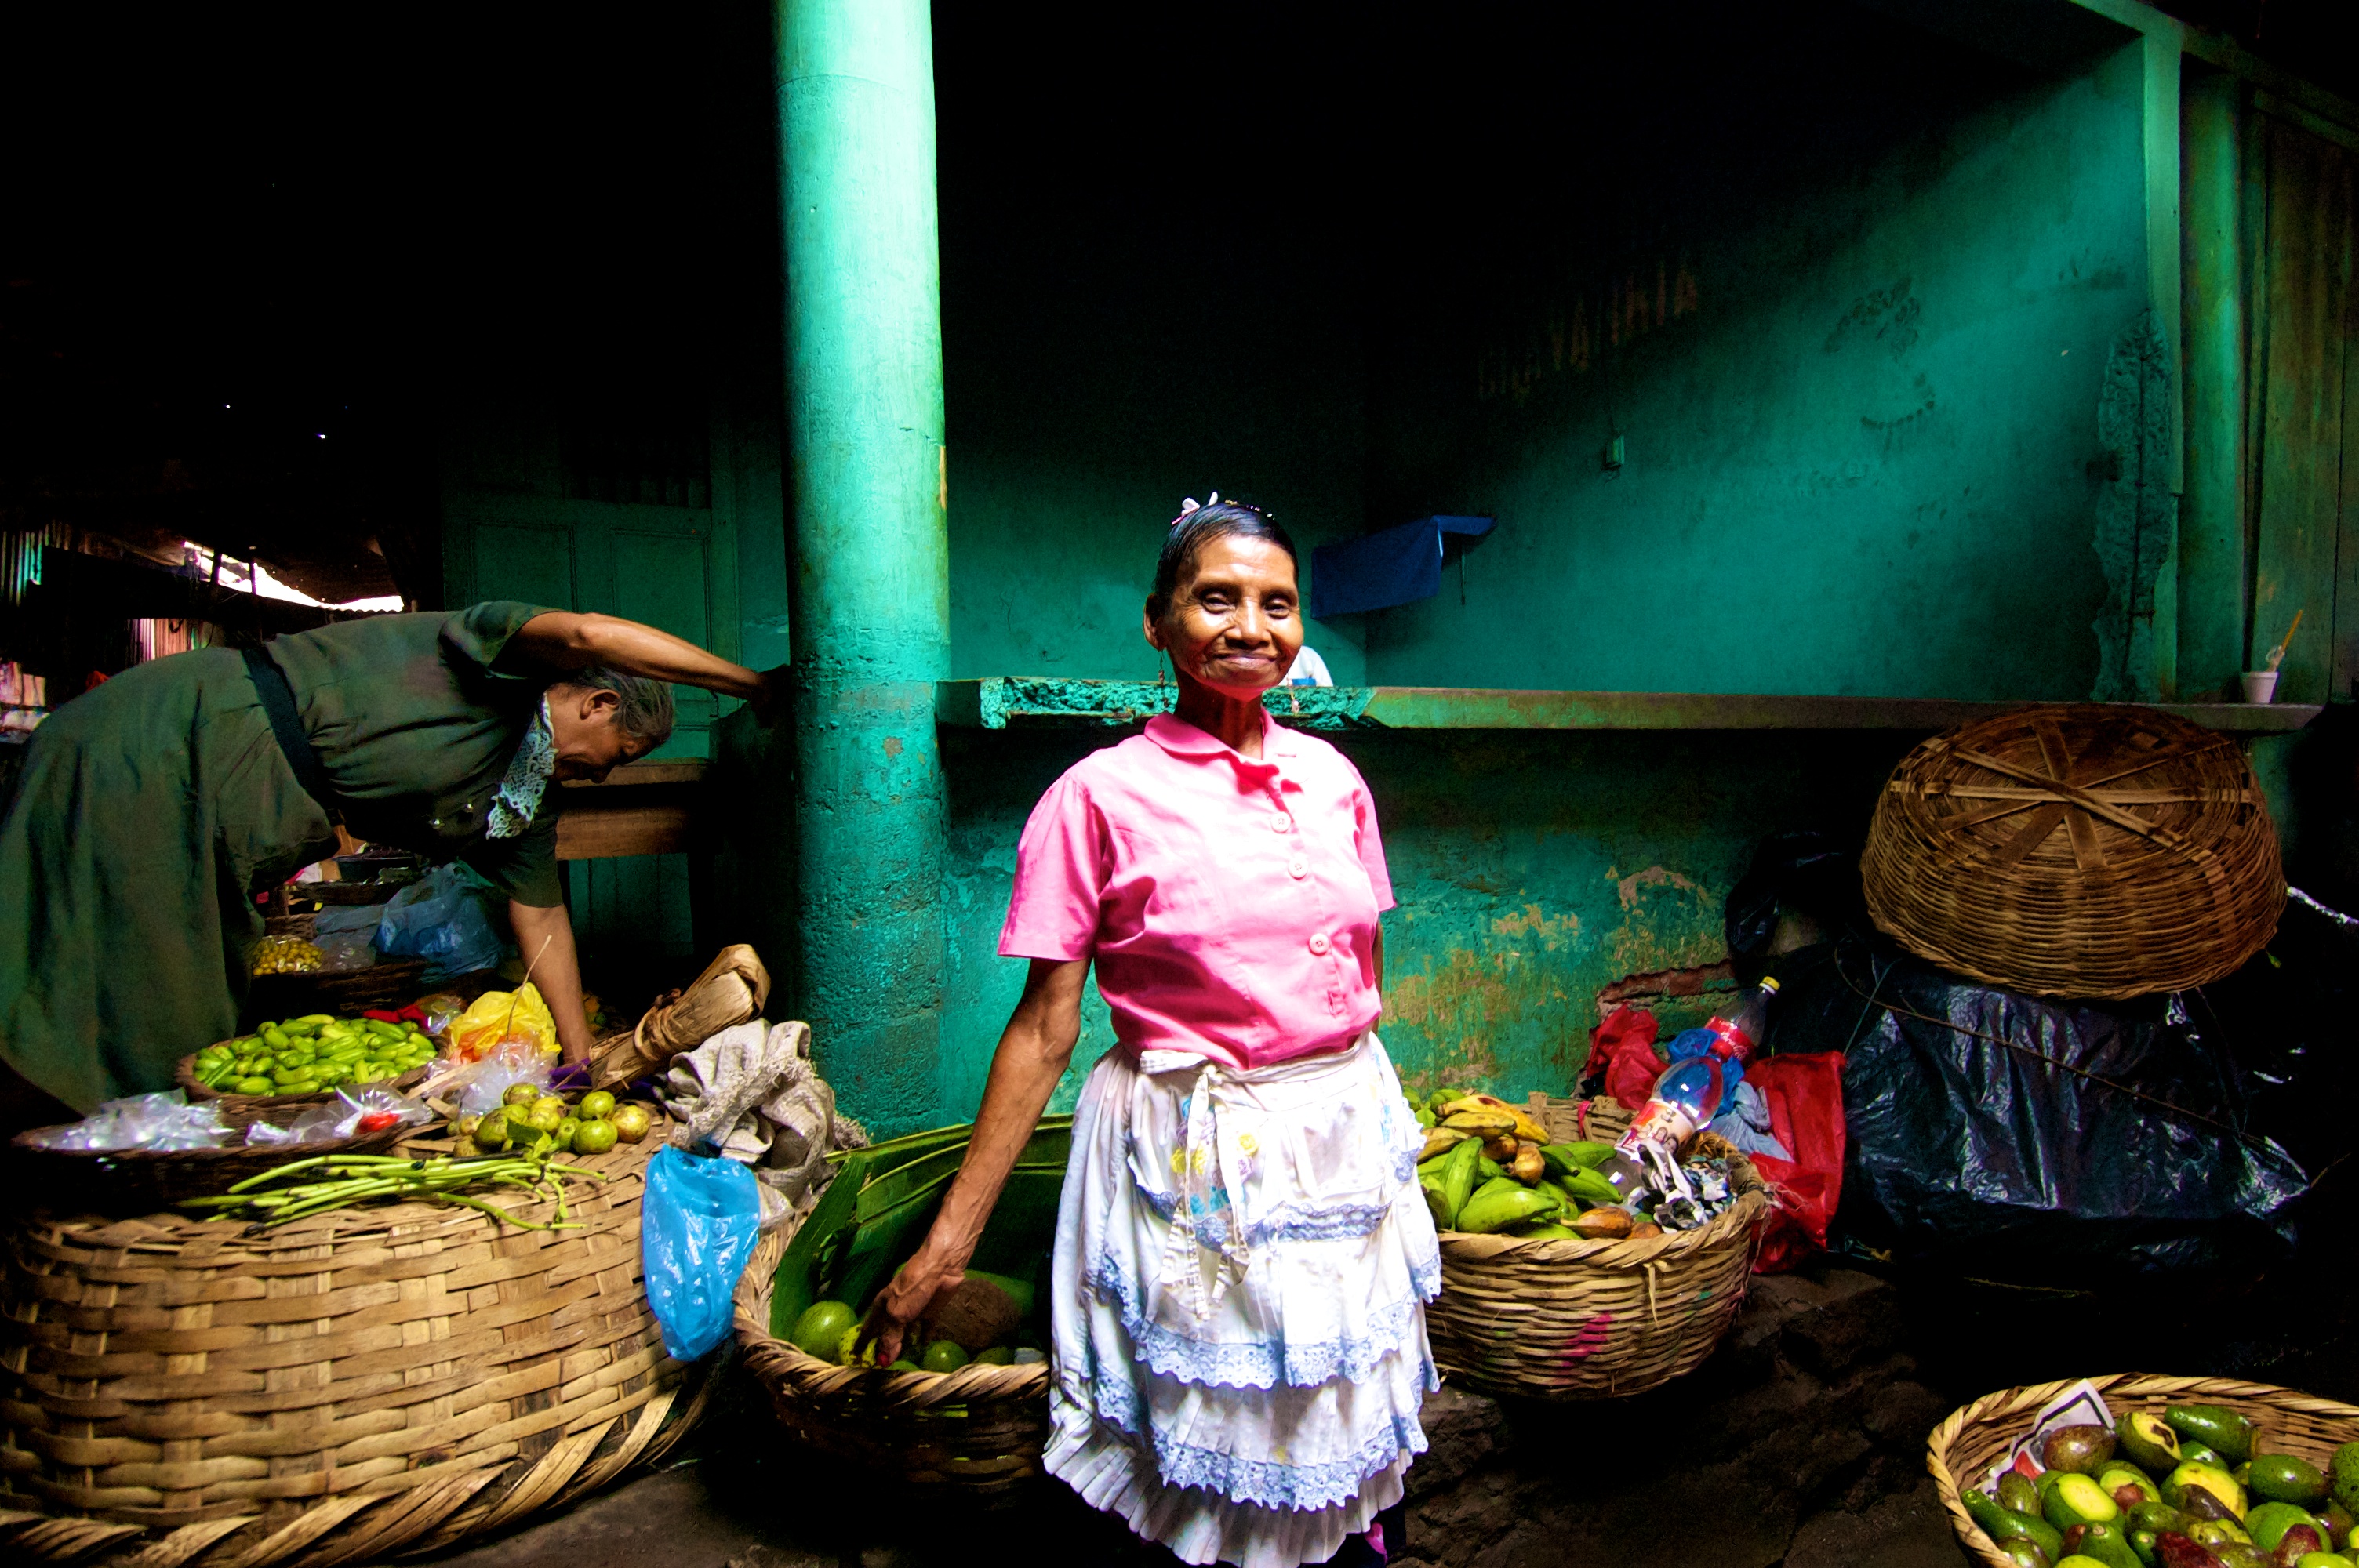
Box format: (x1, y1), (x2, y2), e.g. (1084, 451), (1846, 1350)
(1416, 1087), (1772, 1402)
(733, 1117), (1070, 1500)
(1928, 1372), (2359, 1568)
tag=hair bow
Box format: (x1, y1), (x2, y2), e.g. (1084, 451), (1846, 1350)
(1169, 491), (1219, 530)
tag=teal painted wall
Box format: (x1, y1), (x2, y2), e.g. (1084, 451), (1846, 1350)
(1360, 45), (2152, 699)
(910, 13), (2190, 1127)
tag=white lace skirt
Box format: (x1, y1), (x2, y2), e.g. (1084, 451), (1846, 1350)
(1044, 1033), (1441, 1568)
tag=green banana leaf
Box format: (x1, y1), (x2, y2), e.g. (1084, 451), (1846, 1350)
(772, 1116), (1072, 1344)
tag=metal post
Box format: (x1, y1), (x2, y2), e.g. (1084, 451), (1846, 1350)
(779, 0), (949, 1134)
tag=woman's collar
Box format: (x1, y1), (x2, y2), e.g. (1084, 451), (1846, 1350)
(1144, 706), (1297, 762)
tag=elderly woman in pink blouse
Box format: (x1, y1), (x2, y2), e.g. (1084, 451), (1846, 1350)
(863, 499), (1437, 1567)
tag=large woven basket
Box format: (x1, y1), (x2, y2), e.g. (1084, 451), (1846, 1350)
(1928, 1373), (2359, 1566)
(0, 1116), (712, 1566)
(1861, 704), (2282, 999)
(1422, 1096), (1772, 1402)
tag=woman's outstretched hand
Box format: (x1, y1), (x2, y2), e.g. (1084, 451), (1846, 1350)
(859, 1246), (966, 1367)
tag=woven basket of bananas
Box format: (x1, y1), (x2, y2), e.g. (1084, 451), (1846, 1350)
(1416, 1093), (1771, 1401)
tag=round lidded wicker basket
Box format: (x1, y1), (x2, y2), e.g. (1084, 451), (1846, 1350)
(733, 1228), (1052, 1501)
(1422, 1097), (1772, 1402)
(1861, 704), (2283, 1000)
(0, 1118), (712, 1566)
(1928, 1373), (2359, 1566)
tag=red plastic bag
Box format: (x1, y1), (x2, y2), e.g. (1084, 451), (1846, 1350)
(1586, 1005), (1845, 1273)
(1589, 1005), (1663, 1111)
(1741, 1051), (1846, 1274)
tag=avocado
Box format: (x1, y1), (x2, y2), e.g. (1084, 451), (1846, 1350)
(2295, 1554), (2358, 1568)
(2251, 1455), (2332, 1507)
(2247, 1501), (2328, 1554)
(2167, 1461), (2250, 1522)
(2324, 1498), (2357, 1547)
(2055, 1556), (2112, 1568)
(2048, 1472), (2127, 1530)
(1998, 1471), (2045, 1516)
(2187, 1519), (2252, 1547)
(2058, 1521), (2142, 1568)
(1968, 1487), (2067, 1560)
(2169, 1406), (2259, 1468)
(1998, 1542), (2055, 1568)
(2099, 1465), (2163, 1508)
(2128, 1501), (2194, 1537)
(2045, 1425), (2123, 1475)
(2332, 1443), (2359, 1514)
(2185, 1444), (2229, 1469)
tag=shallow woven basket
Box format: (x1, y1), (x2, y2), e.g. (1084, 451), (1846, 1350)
(1928, 1373), (2359, 1566)
(245, 960), (430, 1021)
(5, 1100), (414, 1215)
(175, 1050), (430, 1107)
(1861, 704), (2282, 999)
(1421, 1096), (1772, 1402)
(734, 1228), (1051, 1501)
(0, 1117), (712, 1566)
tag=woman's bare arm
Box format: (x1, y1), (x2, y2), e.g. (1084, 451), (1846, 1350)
(511, 612), (778, 710)
(509, 902), (593, 1062)
(861, 957), (1089, 1364)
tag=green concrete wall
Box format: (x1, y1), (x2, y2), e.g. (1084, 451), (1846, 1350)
(1360, 45), (2153, 699)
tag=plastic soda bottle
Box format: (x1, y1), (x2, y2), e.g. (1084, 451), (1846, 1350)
(1588, 977), (1780, 1208)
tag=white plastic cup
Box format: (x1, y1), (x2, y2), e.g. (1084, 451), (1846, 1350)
(2241, 670), (2280, 704)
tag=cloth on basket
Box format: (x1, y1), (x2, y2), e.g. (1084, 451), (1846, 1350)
(1046, 1031), (1439, 1568)
(658, 1018), (868, 1229)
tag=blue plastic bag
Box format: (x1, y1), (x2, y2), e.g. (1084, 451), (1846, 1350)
(642, 1144), (762, 1361)
(374, 864), (503, 982)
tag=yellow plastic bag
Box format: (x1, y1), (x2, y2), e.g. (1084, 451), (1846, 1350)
(449, 984), (558, 1062)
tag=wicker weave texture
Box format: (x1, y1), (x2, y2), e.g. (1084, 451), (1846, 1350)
(1928, 1373), (2359, 1566)
(733, 1229), (1051, 1500)
(0, 1125), (710, 1566)
(1862, 704), (2282, 999)
(1422, 1097), (1770, 1403)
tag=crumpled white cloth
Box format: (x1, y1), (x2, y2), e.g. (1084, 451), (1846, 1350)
(657, 1018), (868, 1229)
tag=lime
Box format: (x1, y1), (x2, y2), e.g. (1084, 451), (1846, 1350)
(833, 1323), (879, 1367)
(973, 1347), (1013, 1366)
(920, 1341), (969, 1373)
(609, 1103), (652, 1142)
(503, 1083), (540, 1107)
(791, 1300), (857, 1359)
(573, 1118), (618, 1155)
(472, 1116), (511, 1151)
(887, 1359), (921, 1373)
(554, 1117), (580, 1151)
(579, 1091), (616, 1120)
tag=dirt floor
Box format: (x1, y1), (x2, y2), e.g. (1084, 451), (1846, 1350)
(405, 1249), (2359, 1568)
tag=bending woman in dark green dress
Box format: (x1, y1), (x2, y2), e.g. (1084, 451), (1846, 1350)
(0, 601), (774, 1120)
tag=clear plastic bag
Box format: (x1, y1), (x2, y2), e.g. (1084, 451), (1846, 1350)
(21, 1091), (233, 1151)
(314, 931), (377, 971)
(437, 1045), (557, 1117)
(414, 991), (467, 1040)
(263, 1086), (437, 1145)
(641, 1144), (762, 1360)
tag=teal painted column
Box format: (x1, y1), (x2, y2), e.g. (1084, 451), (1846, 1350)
(2177, 67), (2245, 703)
(779, 0), (949, 1133)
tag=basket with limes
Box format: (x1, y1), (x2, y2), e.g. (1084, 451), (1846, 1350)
(186, 1014), (439, 1098)
(453, 1086), (654, 1160)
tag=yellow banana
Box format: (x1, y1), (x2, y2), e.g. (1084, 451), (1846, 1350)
(1441, 1109), (1518, 1136)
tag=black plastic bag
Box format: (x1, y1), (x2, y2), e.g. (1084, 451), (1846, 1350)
(1762, 924), (2324, 1290)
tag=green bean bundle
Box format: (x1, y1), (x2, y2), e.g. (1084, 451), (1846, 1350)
(180, 1152), (608, 1234)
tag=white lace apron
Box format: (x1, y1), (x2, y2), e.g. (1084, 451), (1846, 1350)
(1045, 1032), (1440, 1568)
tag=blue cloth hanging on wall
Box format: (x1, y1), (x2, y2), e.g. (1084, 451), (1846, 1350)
(1309, 515), (1495, 619)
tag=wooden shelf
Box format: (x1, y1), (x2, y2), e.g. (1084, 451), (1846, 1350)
(936, 677), (2324, 735)
(556, 758), (709, 861)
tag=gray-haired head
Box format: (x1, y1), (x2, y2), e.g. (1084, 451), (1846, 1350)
(555, 664), (675, 745)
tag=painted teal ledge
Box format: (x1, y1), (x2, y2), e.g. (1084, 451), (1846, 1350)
(935, 677), (2323, 734)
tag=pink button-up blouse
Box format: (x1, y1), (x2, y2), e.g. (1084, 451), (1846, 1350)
(998, 711), (1395, 1070)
